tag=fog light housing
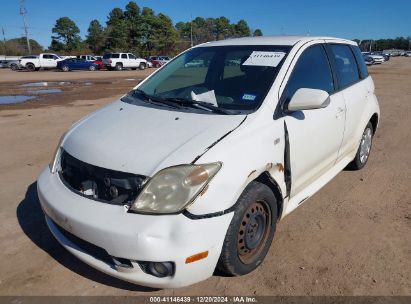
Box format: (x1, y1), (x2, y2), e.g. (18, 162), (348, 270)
(138, 261), (174, 278)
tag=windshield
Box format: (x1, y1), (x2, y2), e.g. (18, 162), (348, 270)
(126, 45), (290, 114)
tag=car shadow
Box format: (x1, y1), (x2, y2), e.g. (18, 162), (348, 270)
(16, 182), (159, 292)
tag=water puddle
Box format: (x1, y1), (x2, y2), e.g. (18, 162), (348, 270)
(0, 95), (36, 105)
(19, 81), (71, 87)
(28, 88), (62, 94)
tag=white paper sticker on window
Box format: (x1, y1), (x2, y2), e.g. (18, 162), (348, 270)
(242, 51), (286, 67)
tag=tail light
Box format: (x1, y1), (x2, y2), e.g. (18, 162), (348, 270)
(109, 59), (112, 63)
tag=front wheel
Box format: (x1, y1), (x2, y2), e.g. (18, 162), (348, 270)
(89, 65), (96, 71)
(62, 65), (70, 72)
(26, 63), (35, 71)
(347, 122), (374, 170)
(217, 181), (277, 276)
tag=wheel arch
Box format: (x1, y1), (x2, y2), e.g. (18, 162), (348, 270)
(370, 113), (379, 134)
(254, 171), (284, 221)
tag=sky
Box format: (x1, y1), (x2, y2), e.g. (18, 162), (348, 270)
(1, 0), (410, 48)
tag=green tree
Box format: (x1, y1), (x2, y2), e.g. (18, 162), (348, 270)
(125, 1), (142, 53)
(86, 20), (105, 54)
(50, 17), (81, 52)
(234, 20), (251, 37)
(0, 37), (43, 55)
(253, 29), (263, 37)
(105, 8), (129, 51)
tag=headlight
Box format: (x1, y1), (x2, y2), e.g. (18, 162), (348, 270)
(49, 131), (67, 173)
(130, 162), (222, 214)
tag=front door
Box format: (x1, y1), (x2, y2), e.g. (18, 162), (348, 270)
(281, 44), (346, 197)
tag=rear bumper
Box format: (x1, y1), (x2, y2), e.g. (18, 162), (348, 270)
(37, 167), (233, 288)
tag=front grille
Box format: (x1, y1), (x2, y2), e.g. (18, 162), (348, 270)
(53, 220), (114, 266)
(59, 150), (147, 206)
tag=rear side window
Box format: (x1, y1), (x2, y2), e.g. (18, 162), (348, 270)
(103, 54), (111, 59)
(112, 54), (120, 59)
(329, 45), (360, 88)
(282, 44), (334, 103)
(121, 54), (127, 59)
(351, 45), (369, 79)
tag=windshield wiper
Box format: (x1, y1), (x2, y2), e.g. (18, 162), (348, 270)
(129, 89), (181, 109)
(163, 97), (229, 115)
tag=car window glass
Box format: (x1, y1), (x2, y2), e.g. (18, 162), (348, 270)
(283, 44), (334, 103)
(121, 54), (128, 59)
(351, 46), (369, 79)
(112, 54), (120, 59)
(330, 44), (360, 88)
(129, 54), (136, 59)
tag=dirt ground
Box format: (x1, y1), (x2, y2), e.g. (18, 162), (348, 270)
(0, 59), (410, 296)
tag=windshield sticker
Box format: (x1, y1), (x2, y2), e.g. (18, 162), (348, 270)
(191, 90), (218, 106)
(242, 93), (256, 101)
(242, 51), (286, 67)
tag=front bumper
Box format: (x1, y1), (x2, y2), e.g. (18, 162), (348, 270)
(37, 167), (233, 288)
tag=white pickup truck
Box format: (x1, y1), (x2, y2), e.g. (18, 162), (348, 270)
(102, 52), (147, 70)
(19, 53), (64, 71)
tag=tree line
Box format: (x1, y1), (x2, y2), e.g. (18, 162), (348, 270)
(47, 1), (262, 57)
(353, 37), (411, 52)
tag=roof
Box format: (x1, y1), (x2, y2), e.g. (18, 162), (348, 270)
(198, 36), (355, 47)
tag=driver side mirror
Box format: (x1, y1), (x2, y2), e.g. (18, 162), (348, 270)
(287, 88), (330, 111)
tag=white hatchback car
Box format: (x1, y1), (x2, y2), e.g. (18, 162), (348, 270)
(38, 36), (380, 288)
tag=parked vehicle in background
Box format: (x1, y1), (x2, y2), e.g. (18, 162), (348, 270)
(363, 55), (375, 65)
(362, 52), (384, 64)
(78, 55), (98, 61)
(405, 51), (411, 57)
(19, 53), (64, 71)
(1, 59), (18, 68)
(93, 57), (106, 70)
(147, 56), (171, 68)
(57, 58), (100, 72)
(102, 53), (147, 71)
(38, 36), (380, 288)
(371, 51), (389, 61)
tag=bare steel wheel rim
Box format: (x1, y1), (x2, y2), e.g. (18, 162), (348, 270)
(359, 127), (372, 163)
(237, 200), (271, 264)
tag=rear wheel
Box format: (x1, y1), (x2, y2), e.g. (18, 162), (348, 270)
(115, 63), (123, 71)
(347, 122), (374, 170)
(139, 62), (146, 70)
(10, 64), (18, 71)
(217, 181), (277, 276)
(62, 65), (70, 72)
(26, 63), (35, 71)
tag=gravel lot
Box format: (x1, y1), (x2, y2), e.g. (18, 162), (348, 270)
(0, 59), (410, 296)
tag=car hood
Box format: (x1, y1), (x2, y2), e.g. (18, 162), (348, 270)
(62, 100), (246, 176)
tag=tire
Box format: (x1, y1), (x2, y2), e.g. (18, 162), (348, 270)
(62, 65), (70, 72)
(10, 64), (18, 71)
(139, 62), (146, 70)
(217, 181), (277, 276)
(155, 63), (161, 68)
(26, 63), (35, 71)
(115, 63), (123, 71)
(347, 122), (374, 170)
(89, 65), (96, 71)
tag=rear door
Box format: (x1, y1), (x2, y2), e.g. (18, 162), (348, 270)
(281, 44), (346, 197)
(326, 43), (368, 160)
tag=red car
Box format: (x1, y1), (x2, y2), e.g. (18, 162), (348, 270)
(93, 56), (106, 70)
(147, 56), (170, 68)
